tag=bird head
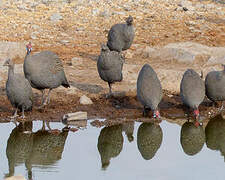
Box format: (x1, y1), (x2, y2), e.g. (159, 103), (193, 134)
(194, 109), (200, 118)
(3, 58), (14, 67)
(153, 110), (161, 119)
(26, 42), (32, 55)
(194, 109), (201, 127)
(101, 44), (109, 52)
(126, 15), (133, 25)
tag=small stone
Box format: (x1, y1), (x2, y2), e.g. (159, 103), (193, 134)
(62, 111), (87, 122)
(60, 40), (70, 45)
(50, 13), (63, 22)
(99, 10), (110, 17)
(71, 57), (83, 66)
(92, 9), (99, 16)
(79, 95), (93, 105)
(183, 7), (188, 11)
(112, 11), (126, 16)
(31, 24), (40, 30)
(185, 21), (197, 26)
(125, 50), (133, 59)
(30, 32), (37, 39)
(141, 46), (155, 58)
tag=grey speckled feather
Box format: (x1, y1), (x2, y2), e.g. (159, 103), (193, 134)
(97, 45), (124, 94)
(205, 66), (225, 102)
(137, 64), (162, 111)
(180, 69), (205, 109)
(5, 59), (33, 112)
(24, 51), (70, 90)
(107, 16), (135, 52)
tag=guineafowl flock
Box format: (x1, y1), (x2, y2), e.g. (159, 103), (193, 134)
(2, 15), (225, 121)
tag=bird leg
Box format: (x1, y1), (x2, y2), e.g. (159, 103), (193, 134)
(46, 121), (60, 134)
(41, 120), (46, 131)
(106, 82), (112, 98)
(143, 106), (150, 117)
(108, 82), (112, 95)
(10, 108), (18, 119)
(21, 106), (25, 119)
(219, 101), (224, 112)
(44, 89), (52, 105)
(40, 89), (46, 105)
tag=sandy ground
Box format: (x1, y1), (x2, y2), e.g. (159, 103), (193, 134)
(0, 0), (224, 126)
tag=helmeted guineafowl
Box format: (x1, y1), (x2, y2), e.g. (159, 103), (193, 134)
(97, 44), (124, 95)
(23, 42), (70, 106)
(137, 64), (163, 118)
(205, 65), (225, 111)
(180, 69), (205, 125)
(107, 16), (135, 52)
(3, 59), (33, 118)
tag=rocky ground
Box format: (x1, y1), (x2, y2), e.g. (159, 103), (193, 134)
(0, 0), (224, 126)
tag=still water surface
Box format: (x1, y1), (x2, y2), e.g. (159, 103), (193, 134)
(0, 115), (225, 180)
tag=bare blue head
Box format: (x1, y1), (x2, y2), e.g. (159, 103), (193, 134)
(26, 42), (32, 55)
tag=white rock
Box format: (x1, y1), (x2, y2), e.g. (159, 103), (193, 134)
(148, 42), (211, 64)
(207, 47), (225, 65)
(179, 0), (195, 11)
(60, 40), (70, 45)
(71, 57), (83, 66)
(31, 24), (40, 30)
(141, 46), (155, 58)
(4, 175), (26, 180)
(62, 111), (87, 121)
(79, 95), (93, 105)
(0, 41), (26, 60)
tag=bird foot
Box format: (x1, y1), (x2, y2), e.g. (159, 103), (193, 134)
(69, 128), (79, 132)
(23, 130), (32, 134)
(37, 103), (46, 109)
(10, 115), (19, 119)
(105, 93), (113, 99)
(49, 129), (61, 135)
(20, 115), (26, 119)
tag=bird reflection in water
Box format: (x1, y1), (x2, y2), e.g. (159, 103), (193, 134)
(180, 121), (205, 156)
(205, 113), (225, 161)
(5, 121), (72, 180)
(97, 124), (123, 170)
(122, 121), (134, 142)
(137, 122), (163, 160)
(5, 122), (33, 178)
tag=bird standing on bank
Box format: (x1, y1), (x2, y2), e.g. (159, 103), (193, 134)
(137, 64), (163, 118)
(4, 59), (33, 118)
(205, 65), (225, 111)
(23, 42), (70, 107)
(180, 69), (205, 126)
(107, 16), (135, 52)
(97, 44), (124, 96)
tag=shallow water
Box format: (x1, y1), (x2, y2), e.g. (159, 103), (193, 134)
(1, 115), (225, 180)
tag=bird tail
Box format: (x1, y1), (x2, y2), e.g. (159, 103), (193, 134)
(62, 80), (70, 88)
